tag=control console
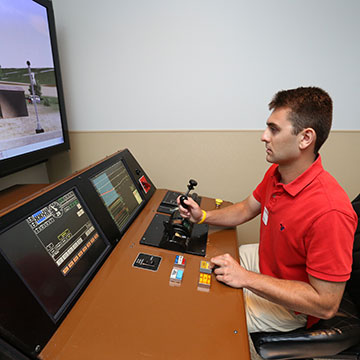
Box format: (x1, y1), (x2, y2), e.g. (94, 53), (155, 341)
(140, 180), (208, 256)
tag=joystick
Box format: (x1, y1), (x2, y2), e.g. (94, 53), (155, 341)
(141, 178), (208, 256)
(160, 179), (198, 252)
(179, 179), (198, 209)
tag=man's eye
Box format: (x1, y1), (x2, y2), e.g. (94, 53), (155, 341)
(269, 126), (278, 133)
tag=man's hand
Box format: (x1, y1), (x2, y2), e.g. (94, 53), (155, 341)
(210, 253), (248, 288)
(211, 253), (346, 320)
(177, 196), (203, 223)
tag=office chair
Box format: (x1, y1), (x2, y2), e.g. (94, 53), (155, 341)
(250, 194), (360, 360)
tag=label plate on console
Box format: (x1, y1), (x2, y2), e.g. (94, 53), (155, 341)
(132, 253), (162, 271)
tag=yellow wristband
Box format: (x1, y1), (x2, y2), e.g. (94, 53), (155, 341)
(197, 210), (207, 224)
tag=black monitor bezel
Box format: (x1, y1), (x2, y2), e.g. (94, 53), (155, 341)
(0, 0), (70, 178)
(0, 149), (156, 356)
(0, 185), (111, 324)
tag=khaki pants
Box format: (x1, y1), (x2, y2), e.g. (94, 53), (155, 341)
(239, 243), (307, 333)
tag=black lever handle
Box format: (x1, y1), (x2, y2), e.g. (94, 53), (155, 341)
(186, 179), (198, 195)
(179, 195), (189, 209)
(180, 195), (189, 209)
(180, 179), (198, 209)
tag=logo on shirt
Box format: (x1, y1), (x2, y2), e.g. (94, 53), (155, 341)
(280, 223), (285, 231)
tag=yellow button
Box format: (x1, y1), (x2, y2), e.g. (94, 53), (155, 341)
(215, 199), (223, 207)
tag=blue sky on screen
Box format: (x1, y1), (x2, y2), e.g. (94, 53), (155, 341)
(0, 0), (54, 68)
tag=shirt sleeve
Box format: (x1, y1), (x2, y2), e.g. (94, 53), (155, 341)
(305, 210), (356, 282)
(253, 164), (277, 204)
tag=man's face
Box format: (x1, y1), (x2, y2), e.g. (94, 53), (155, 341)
(261, 107), (303, 165)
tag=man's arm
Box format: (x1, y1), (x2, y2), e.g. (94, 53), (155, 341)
(177, 194), (261, 227)
(211, 253), (345, 319)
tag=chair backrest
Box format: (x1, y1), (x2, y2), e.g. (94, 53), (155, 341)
(345, 194), (360, 314)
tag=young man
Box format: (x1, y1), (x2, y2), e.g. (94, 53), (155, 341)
(178, 87), (358, 333)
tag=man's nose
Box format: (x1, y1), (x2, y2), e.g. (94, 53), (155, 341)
(261, 128), (269, 142)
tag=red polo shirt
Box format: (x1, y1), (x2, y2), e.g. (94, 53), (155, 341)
(253, 155), (357, 326)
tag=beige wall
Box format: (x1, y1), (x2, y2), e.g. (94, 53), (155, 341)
(47, 130), (360, 245)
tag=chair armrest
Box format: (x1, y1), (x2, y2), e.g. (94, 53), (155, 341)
(251, 316), (360, 360)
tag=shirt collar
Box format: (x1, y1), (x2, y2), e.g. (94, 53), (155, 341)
(273, 155), (324, 197)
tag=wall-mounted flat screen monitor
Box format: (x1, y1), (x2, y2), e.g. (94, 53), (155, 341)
(0, 189), (110, 322)
(90, 160), (144, 233)
(0, 0), (69, 177)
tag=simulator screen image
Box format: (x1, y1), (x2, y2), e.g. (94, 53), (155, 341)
(0, 189), (110, 319)
(0, 0), (65, 161)
(91, 161), (144, 232)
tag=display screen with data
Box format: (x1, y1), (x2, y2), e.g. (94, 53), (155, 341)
(0, 189), (110, 321)
(90, 160), (144, 232)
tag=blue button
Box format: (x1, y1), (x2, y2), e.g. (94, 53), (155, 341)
(176, 269), (184, 280)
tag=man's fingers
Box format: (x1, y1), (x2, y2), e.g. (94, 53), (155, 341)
(210, 253), (232, 267)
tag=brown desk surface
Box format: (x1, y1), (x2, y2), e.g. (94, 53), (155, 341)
(40, 189), (250, 360)
(0, 184), (48, 214)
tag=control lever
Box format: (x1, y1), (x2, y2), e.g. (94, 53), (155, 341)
(179, 179), (198, 209)
(160, 179), (200, 252)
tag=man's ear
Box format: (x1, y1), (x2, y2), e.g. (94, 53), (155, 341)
(299, 128), (316, 150)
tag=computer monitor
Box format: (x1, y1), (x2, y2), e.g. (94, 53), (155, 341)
(90, 160), (144, 233)
(0, 0), (70, 177)
(0, 189), (110, 321)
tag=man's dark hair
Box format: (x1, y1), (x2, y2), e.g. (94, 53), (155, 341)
(268, 87), (333, 154)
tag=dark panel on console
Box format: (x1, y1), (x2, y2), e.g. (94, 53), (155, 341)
(0, 183), (111, 357)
